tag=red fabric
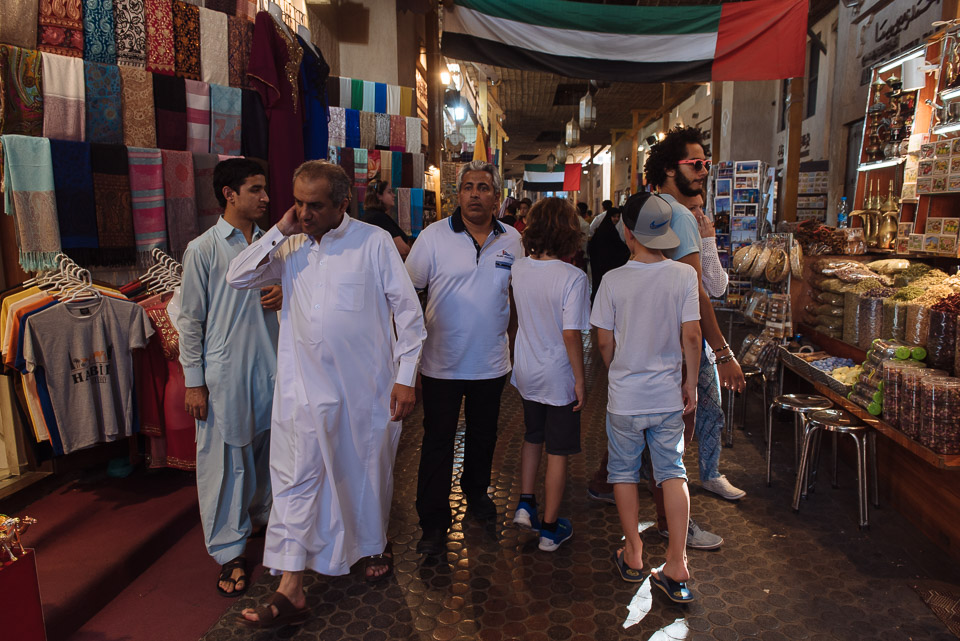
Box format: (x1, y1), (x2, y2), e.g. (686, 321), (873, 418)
(563, 163), (581, 192)
(0, 550), (46, 641)
(712, 0), (808, 81)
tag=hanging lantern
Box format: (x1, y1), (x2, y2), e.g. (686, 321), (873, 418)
(579, 89), (596, 130)
(546, 153), (557, 172)
(555, 142), (568, 164)
(565, 116), (580, 147)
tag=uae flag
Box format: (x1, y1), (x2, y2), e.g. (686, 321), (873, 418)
(442, 0), (807, 83)
(523, 164), (582, 192)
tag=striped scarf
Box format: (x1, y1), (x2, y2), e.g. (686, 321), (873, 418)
(128, 147), (168, 258)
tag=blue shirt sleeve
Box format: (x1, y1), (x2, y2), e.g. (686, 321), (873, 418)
(664, 209), (702, 261)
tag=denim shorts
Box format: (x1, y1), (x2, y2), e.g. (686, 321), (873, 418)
(606, 411), (687, 486)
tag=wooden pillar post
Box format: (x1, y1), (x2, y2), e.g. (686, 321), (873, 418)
(425, 8), (442, 169)
(782, 77), (805, 222)
(630, 110), (640, 193)
(610, 131), (617, 200)
(711, 82), (723, 161)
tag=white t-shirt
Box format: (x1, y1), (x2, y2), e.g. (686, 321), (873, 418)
(590, 259), (700, 415)
(510, 257), (591, 405)
(406, 214), (524, 379)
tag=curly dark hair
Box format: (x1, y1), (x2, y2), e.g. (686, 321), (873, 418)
(522, 197), (583, 259)
(644, 126), (705, 188)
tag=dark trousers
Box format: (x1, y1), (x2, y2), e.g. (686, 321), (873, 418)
(416, 374), (508, 531)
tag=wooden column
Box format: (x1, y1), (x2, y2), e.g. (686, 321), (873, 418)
(425, 7), (442, 168)
(782, 77), (805, 222)
(630, 111), (640, 193)
(711, 82), (723, 161)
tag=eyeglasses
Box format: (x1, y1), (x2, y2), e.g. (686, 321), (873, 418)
(677, 159), (712, 173)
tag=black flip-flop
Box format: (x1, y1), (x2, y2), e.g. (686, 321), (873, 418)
(364, 542), (394, 584)
(650, 566), (694, 603)
(612, 549), (644, 583)
(237, 592), (310, 628)
(216, 556), (248, 598)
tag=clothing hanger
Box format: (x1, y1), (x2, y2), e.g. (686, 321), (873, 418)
(267, 2), (294, 40)
(61, 269), (101, 303)
(297, 25), (319, 56)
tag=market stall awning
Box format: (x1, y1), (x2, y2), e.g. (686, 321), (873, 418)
(523, 164), (582, 192)
(442, 0), (808, 83)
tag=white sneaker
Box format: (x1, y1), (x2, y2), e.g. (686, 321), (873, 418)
(700, 475), (746, 500)
(658, 519), (723, 550)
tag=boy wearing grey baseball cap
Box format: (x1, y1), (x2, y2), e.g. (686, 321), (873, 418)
(589, 191), (701, 603)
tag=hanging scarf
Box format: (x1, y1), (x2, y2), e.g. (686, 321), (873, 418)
(401, 152), (414, 188)
(386, 84), (400, 115)
(42, 52), (84, 141)
(405, 116), (421, 154)
(240, 88), (267, 159)
(400, 86), (414, 117)
(145, 0), (176, 75)
(50, 139), (99, 264)
(235, 0), (255, 22)
(120, 65), (157, 148)
(184, 79), (210, 153)
(339, 76), (350, 108)
(359, 111), (376, 150)
(389, 115), (405, 152)
(326, 76), (339, 108)
(3, 0), (39, 50)
(353, 148), (367, 186)
(412, 153), (424, 189)
(227, 16), (253, 89)
(397, 187), (411, 236)
(1, 135), (61, 271)
(173, 0), (201, 80)
(210, 84), (241, 155)
(83, 0), (117, 64)
(345, 108), (360, 148)
(338, 148), (354, 188)
(204, 0), (236, 15)
(153, 73), (187, 150)
(375, 112), (390, 149)
(127, 147), (167, 258)
(326, 145), (338, 165)
(350, 78), (363, 111)
(374, 82), (386, 114)
(327, 107), (346, 148)
(380, 150), (391, 190)
(367, 150), (380, 180)
(113, 0), (147, 67)
(0, 45), (43, 137)
(199, 8), (229, 86)
(410, 188), (423, 236)
(362, 80), (375, 113)
(91, 143), (136, 265)
(160, 149), (198, 256)
(38, 0), (84, 58)
(192, 152), (221, 232)
(391, 151), (402, 190)
(84, 61), (124, 144)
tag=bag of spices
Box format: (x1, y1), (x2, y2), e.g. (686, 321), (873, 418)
(907, 303), (932, 347)
(926, 307), (958, 373)
(858, 296), (886, 350)
(920, 376), (960, 454)
(843, 291), (860, 346)
(900, 368), (947, 439)
(883, 360), (926, 428)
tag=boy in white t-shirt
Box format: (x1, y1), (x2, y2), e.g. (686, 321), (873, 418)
(509, 198), (591, 552)
(590, 192), (702, 603)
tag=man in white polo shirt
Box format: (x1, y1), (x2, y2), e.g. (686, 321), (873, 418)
(406, 159), (524, 556)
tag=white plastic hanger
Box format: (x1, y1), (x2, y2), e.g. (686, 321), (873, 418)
(297, 24), (319, 56)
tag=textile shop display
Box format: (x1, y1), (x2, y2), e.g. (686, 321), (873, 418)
(239, 87), (267, 159)
(91, 143), (136, 265)
(172, 0), (200, 81)
(50, 139), (99, 264)
(0, 45), (44, 137)
(153, 73), (186, 149)
(227, 15), (253, 90)
(297, 33), (330, 161)
(145, 0), (176, 75)
(84, 60), (123, 144)
(119, 65), (157, 148)
(1, 135), (61, 271)
(113, 0), (148, 67)
(210, 84), (241, 155)
(38, 0), (84, 58)
(160, 149), (198, 256)
(199, 7), (228, 86)
(193, 152), (221, 231)
(41, 52), (85, 141)
(184, 78), (210, 153)
(82, 0), (118, 64)
(128, 147), (168, 256)
(2, 0), (39, 51)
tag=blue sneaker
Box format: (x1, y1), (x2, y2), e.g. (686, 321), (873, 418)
(512, 500), (540, 531)
(538, 518), (573, 551)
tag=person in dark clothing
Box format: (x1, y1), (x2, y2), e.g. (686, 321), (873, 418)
(587, 207), (629, 305)
(500, 201), (519, 227)
(361, 179), (412, 259)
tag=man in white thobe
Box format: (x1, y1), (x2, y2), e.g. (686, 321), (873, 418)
(226, 161), (426, 627)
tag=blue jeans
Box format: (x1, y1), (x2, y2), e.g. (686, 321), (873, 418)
(695, 349), (723, 482)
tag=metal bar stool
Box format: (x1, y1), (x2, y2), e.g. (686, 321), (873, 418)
(724, 364), (768, 447)
(766, 394), (833, 486)
(792, 409), (879, 529)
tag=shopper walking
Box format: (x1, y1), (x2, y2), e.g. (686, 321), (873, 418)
(509, 198), (590, 552)
(227, 161), (426, 627)
(515, 197), (532, 232)
(179, 158), (281, 597)
(587, 207), (628, 305)
(406, 159), (524, 556)
(361, 177), (412, 259)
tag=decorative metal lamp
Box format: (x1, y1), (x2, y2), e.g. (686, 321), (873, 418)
(565, 116), (580, 147)
(555, 142), (568, 164)
(579, 87), (596, 130)
(546, 153), (557, 172)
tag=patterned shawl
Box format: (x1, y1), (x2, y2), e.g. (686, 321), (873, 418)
(412, 153), (425, 189)
(1, 135), (61, 271)
(227, 16), (253, 89)
(173, 0), (201, 80)
(367, 150), (380, 180)
(153, 73), (186, 150)
(192, 152), (221, 232)
(145, 0), (176, 75)
(91, 143), (136, 265)
(84, 61), (124, 144)
(42, 52), (84, 141)
(38, 0), (84, 58)
(375, 112), (390, 149)
(160, 149), (198, 256)
(184, 79), (210, 153)
(209, 84), (241, 155)
(127, 147), (167, 256)
(50, 139), (99, 264)
(328, 107), (346, 148)
(83, 0), (118, 64)
(119, 65), (157, 148)
(113, 0), (147, 67)
(397, 187), (411, 236)
(353, 148), (367, 186)
(389, 115), (405, 152)
(0, 45), (43, 137)
(405, 116), (421, 154)
(235, 0), (256, 21)
(199, 8), (229, 86)
(345, 108), (360, 148)
(240, 88), (267, 159)
(359, 111), (376, 150)
(2, 0), (39, 50)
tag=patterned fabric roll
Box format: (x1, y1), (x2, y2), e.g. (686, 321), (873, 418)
(328, 106), (346, 148)
(227, 16), (253, 89)
(184, 79), (210, 153)
(173, 0), (201, 80)
(367, 149), (380, 180)
(359, 111), (376, 150)
(127, 146), (167, 255)
(362, 80), (375, 113)
(389, 114), (405, 152)
(326, 76), (339, 108)
(153, 73), (186, 150)
(90, 142), (136, 265)
(84, 61), (124, 144)
(1, 134), (61, 271)
(405, 117), (421, 153)
(0, 45), (43, 137)
(374, 82), (386, 114)
(160, 149), (198, 256)
(338, 76), (350, 108)
(38, 0), (84, 58)
(391, 151), (402, 191)
(412, 153), (424, 189)
(345, 108), (360, 148)
(50, 138), (99, 264)
(375, 112), (390, 149)
(386, 84), (400, 115)
(209, 84), (241, 155)
(145, 0), (176, 75)
(400, 86), (414, 117)
(199, 7), (229, 86)
(350, 77), (363, 111)
(353, 148), (367, 186)
(401, 152), (413, 188)
(83, 0), (117, 64)
(114, 0), (148, 67)
(397, 187), (411, 236)
(119, 65), (156, 147)
(192, 152), (220, 232)
(42, 52), (85, 141)
(3, 0), (39, 50)
(240, 87), (267, 159)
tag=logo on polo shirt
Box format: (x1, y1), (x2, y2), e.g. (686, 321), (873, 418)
(494, 249), (514, 270)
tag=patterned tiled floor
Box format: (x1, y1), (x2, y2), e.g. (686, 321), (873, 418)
(203, 331), (960, 640)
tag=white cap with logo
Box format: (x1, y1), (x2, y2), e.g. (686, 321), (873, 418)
(621, 192), (680, 250)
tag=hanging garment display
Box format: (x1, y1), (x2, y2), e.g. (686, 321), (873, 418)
(2, 0), (39, 50)
(389, 115), (405, 152)
(362, 80), (375, 113)
(84, 61), (123, 144)
(38, 0), (84, 58)
(204, 0), (236, 15)
(401, 152), (414, 188)
(41, 52), (85, 141)
(113, 0), (148, 67)
(325, 75), (338, 108)
(50, 139), (99, 264)
(359, 111), (376, 150)
(397, 186), (411, 235)
(353, 148), (367, 186)
(412, 153), (424, 189)
(83, 0), (118, 64)
(338, 147), (354, 186)
(405, 116), (421, 153)
(227, 15), (253, 89)
(298, 33), (330, 161)
(350, 77), (363, 111)
(0, 45), (43, 136)
(380, 150), (391, 189)
(374, 82), (386, 114)
(128, 147), (168, 256)
(375, 112), (390, 149)
(145, 0), (176, 75)
(338, 76), (350, 108)
(386, 84), (400, 115)
(184, 79), (210, 153)
(236, 0), (256, 22)
(239, 87), (267, 160)
(367, 150), (380, 180)
(391, 150), (402, 189)
(1, 135), (61, 271)
(192, 152), (221, 231)
(400, 86), (413, 117)
(160, 149), (198, 256)
(345, 108), (360, 148)
(119, 65), (157, 148)
(172, 0), (201, 81)
(91, 143), (136, 265)
(210, 84), (241, 155)
(153, 73), (187, 150)
(327, 106), (345, 148)
(199, 7), (229, 86)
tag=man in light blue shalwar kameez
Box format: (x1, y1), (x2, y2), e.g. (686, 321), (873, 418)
(179, 159), (281, 597)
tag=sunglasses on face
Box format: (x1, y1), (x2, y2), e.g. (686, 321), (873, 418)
(677, 159), (712, 173)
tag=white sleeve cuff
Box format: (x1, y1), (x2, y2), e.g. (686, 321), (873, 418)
(396, 359), (418, 388)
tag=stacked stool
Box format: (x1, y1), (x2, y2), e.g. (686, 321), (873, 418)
(724, 364), (767, 447)
(766, 393), (833, 486)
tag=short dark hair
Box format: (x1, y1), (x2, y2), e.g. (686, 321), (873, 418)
(576, 202), (588, 213)
(519, 198), (532, 207)
(293, 160), (352, 205)
(602, 200), (612, 211)
(506, 202), (518, 215)
(644, 126), (705, 188)
(522, 197), (582, 259)
(213, 158), (266, 209)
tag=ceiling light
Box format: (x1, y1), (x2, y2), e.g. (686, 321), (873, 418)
(566, 117), (580, 147)
(657, 132), (666, 141)
(440, 70), (451, 86)
(555, 142), (568, 164)
(579, 87), (596, 131)
(546, 153), (557, 172)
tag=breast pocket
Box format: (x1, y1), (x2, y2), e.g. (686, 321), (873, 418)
(334, 271), (366, 312)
